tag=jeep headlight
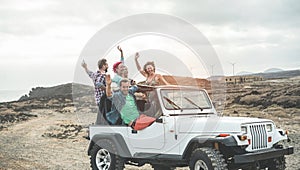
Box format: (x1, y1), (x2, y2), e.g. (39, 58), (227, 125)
(241, 126), (247, 134)
(266, 124), (272, 132)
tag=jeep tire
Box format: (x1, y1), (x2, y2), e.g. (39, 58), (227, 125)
(267, 156), (286, 170)
(189, 147), (228, 170)
(90, 139), (124, 170)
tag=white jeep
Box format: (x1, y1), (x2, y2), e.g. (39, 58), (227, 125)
(87, 85), (293, 170)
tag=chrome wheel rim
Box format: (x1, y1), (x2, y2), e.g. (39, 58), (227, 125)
(96, 148), (111, 170)
(194, 160), (208, 170)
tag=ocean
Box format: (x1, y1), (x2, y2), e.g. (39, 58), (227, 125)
(0, 89), (29, 103)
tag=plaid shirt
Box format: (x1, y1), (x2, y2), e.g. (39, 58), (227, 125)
(87, 70), (106, 104)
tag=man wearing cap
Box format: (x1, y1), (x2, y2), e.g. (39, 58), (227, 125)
(111, 46), (135, 91)
(112, 61), (125, 85)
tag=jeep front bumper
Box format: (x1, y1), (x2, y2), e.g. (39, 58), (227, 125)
(234, 146), (294, 163)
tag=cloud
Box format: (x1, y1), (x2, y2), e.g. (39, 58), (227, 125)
(171, 0), (300, 28)
(168, 0), (300, 74)
(0, 0), (299, 91)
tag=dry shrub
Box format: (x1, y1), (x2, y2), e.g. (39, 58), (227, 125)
(226, 104), (254, 111)
(239, 95), (263, 106)
(272, 110), (289, 118)
(287, 86), (300, 96)
(250, 110), (266, 118)
(272, 96), (300, 108)
(263, 106), (290, 118)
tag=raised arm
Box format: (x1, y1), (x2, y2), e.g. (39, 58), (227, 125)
(134, 52), (147, 77)
(106, 74), (112, 97)
(117, 45), (124, 64)
(81, 60), (90, 73)
(81, 60), (95, 79)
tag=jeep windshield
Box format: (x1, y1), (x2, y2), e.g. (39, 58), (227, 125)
(160, 89), (212, 111)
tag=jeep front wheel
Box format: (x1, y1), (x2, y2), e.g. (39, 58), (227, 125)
(189, 147), (228, 170)
(267, 156), (286, 170)
(90, 139), (124, 170)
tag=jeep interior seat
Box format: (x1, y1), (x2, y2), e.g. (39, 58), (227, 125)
(136, 100), (146, 112)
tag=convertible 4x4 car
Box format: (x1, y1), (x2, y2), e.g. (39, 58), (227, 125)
(87, 85), (293, 170)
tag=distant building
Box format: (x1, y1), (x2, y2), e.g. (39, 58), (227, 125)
(225, 75), (263, 84)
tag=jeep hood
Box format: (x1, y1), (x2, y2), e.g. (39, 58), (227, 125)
(177, 116), (273, 134)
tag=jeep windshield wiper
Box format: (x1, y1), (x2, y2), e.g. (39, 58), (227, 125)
(163, 96), (182, 111)
(184, 97), (203, 111)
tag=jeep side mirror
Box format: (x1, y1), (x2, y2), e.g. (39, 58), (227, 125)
(156, 118), (163, 123)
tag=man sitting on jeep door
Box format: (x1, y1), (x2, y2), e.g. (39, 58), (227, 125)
(106, 75), (139, 126)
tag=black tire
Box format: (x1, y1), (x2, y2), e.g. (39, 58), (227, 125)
(90, 139), (124, 170)
(267, 156), (286, 170)
(189, 147), (228, 170)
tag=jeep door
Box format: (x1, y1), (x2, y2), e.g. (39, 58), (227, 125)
(127, 90), (165, 150)
(127, 121), (165, 150)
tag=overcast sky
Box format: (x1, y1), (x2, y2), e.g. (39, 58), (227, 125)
(1, 0), (299, 91)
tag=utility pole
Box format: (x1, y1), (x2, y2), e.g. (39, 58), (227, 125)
(230, 62), (235, 76)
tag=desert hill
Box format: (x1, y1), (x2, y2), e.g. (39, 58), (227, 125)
(253, 69), (300, 79)
(264, 68), (284, 73)
(234, 69), (300, 78)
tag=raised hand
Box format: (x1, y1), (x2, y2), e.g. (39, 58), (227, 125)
(81, 60), (87, 69)
(106, 74), (112, 85)
(135, 52), (140, 60)
(117, 45), (122, 52)
(105, 74), (113, 97)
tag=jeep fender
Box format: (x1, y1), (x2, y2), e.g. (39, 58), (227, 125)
(182, 136), (237, 159)
(88, 133), (132, 158)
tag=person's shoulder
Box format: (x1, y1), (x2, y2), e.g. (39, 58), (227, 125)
(112, 74), (121, 82)
(112, 89), (121, 94)
(111, 91), (121, 99)
(155, 73), (162, 77)
(92, 70), (101, 76)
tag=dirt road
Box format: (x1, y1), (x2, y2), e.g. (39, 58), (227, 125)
(0, 110), (90, 170)
(0, 109), (298, 170)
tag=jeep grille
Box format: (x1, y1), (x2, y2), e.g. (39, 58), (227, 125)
(249, 124), (267, 150)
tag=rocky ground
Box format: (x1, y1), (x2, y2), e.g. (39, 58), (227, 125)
(0, 76), (299, 170)
(222, 77), (300, 170)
